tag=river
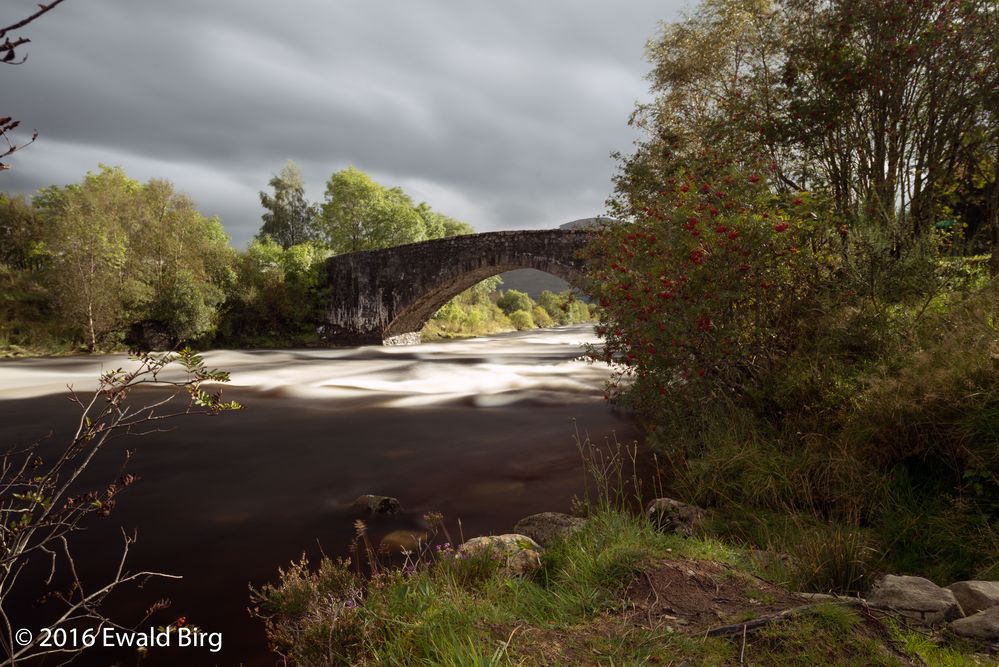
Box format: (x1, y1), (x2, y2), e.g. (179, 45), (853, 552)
(1, 326), (647, 666)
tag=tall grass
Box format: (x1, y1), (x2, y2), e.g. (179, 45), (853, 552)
(655, 275), (999, 588)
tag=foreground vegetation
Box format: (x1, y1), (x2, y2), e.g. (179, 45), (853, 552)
(3, 0), (996, 663)
(586, 176), (998, 587)
(251, 464), (991, 666)
(580, 0), (997, 592)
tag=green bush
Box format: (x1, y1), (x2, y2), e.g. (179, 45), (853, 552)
(495, 289), (533, 316)
(508, 309), (535, 330)
(565, 298), (591, 324)
(537, 289), (594, 326)
(531, 305), (554, 328)
(537, 289), (567, 324)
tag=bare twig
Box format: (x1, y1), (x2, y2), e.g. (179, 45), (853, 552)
(0, 1), (68, 41)
(0, 349), (240, 665)
(1, 0), (68, 169)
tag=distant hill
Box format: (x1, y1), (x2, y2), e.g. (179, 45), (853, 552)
(496, 269), (571, 299)
(558, 216), (616, 230)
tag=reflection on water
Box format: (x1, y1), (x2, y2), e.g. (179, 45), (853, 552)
(1, 326), (646, 666)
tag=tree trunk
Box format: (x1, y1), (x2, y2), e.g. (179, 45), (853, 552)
(989, 145), (999, 276)
(87, 301), (97, 351)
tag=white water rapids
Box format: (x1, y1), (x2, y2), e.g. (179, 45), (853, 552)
(0, 325), (617, 407)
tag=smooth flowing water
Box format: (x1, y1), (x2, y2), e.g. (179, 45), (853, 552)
(1, 326), (647, 666)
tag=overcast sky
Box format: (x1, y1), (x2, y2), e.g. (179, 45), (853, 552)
(3, 1), (685, 248)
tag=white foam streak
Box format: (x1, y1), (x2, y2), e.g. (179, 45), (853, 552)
(0, 326), (612, 407)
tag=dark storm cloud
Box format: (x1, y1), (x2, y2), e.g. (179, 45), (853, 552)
(2, 0), (683, 245)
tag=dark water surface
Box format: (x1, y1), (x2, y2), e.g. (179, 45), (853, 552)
(1, 327), (647, 666)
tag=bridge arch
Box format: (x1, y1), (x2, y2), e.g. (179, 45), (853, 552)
(322, 230), (592, 345)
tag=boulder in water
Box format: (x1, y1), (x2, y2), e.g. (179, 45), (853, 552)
(351, 494), (402, 518)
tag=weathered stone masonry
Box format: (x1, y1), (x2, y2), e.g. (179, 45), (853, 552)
(322, 229), (593, 345)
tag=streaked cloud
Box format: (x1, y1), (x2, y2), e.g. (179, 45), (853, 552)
(2, 0), (683, 246)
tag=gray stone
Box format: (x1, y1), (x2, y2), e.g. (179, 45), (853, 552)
(513, 512), (586, 547)
(645, 497), (705, 537)
(323, 230), (592, 345)
(383, 332), (421, 346)
(947, 581), (999, 616)
(350, 494), (402, 518)
(867, 575), (964, 624)
(460, 534), (543, 576)
(950, 606), (999, 641)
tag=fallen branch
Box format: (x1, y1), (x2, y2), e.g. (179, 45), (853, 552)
(704, 599), (865, 638)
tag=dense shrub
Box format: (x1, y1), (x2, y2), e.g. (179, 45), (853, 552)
(496, 289), (533, 316)
(508, 309), (535, 330)
(537, 289), (593, 326)
(584, 166), (839, 416)
(532, 305), (554, 328)
(215, 239), (329, 347)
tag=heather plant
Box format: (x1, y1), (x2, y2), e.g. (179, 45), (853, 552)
(248, 555), (366, 666)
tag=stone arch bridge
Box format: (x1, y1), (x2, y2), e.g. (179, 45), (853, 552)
(322, 229), (594, 345)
